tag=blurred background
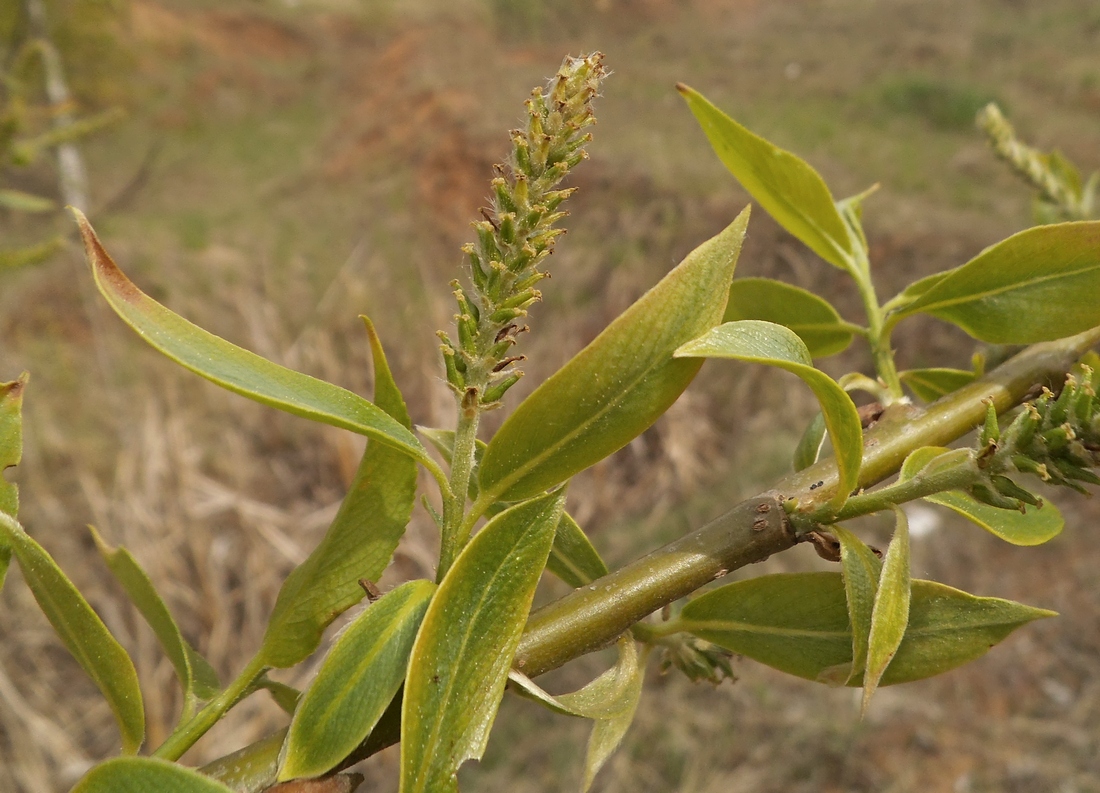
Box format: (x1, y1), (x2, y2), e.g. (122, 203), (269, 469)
(1, 1), (1099, 791)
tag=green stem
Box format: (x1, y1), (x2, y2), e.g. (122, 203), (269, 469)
(153, 654), (268, 761)
(806, 450), (981, 526)
(854, 269), (904, 402)
(437, 394), (481, 580)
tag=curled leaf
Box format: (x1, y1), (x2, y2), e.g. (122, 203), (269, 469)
(675, 320), (862, 509)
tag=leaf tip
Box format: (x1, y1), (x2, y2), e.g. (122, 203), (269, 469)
(73, 212), (142, 305)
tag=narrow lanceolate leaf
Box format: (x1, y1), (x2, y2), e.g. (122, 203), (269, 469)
(581, 647), (646, 793)
(862, 508), (911, 713)
(260, 317), (419, 668)
(0, 374), (26, 518)
(509, 637), (639, 720)
(401, 491), (565, 793)
(832, 526), (882, 685)
(90, 527), (219, 716)
(899, 368), (976, 402)
(900, 447), (1063, 546)
(725, 278), (857, 358)
(479, 209), (750, 502)
(0, 512), (144, 753)
(885, 222), (1100, 343)
(280, 580), (435, 782)
(679, 572), (1053, 686)
(547, 512), (609, 589)
(678, 85), (856, 273)
(675, 320), (862, 510)
(72, 757), (235, 793)
(73, 211), (430, 466)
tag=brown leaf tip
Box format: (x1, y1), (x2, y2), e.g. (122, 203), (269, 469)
(70, 208), (143, 305)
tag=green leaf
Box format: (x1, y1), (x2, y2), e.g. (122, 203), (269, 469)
(0, 512), (144, 753)
(73, 211), (430, 467)
(885, 222), (1100, 343)
(679, 572), (1053, 686)
(792, 412), (827, 472)
(72, 757), (235, 793)
(260, 317), (418, 668)
(254, 677), (301, 716)
(478, 209), (749, 502)
(862, 508), (911, 712)
(899, 368), (977, 402)
(420, 428), (607, 588)
(675, 320), (862, 510)
(0, 188), (56, 213)
(724, 277), (857, 358)
(581, 647), (646, 793)
(832, 526), (882, 685)
(678, 84), (856, 273)
(900, 447), (1063, 545)
(90, 527), (220, 717)
(400, 490), (565, 793)
(280, 580), (435, 782)
(547, 512), (609, 589)
(836, 184), (878, 256)
(509, 637), (639, 720)
(0, 374), (26, 518)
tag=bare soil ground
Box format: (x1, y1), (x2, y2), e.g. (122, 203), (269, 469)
(2, 1), (1099, 790)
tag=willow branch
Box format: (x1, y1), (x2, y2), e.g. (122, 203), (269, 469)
(201, 327), (1100, 792)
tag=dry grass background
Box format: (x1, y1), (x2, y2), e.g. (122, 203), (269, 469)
(1, 0), (1100, 790)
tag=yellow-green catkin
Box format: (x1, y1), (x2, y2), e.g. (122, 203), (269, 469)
(438, 52), (606, 407)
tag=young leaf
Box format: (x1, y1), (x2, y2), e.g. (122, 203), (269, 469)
(547, 512), (609, 589)
(675, 320), (862, 509)
(90, 526), (220, 716)
(885, 222), (1100, 343)
(260, 317), (418, 668)
(678, 84), (856, 273)
(73, 211), (431, 467)
(72, 757), (236, 793)
(581, 647), (646, 793)
(899, 446), (1063, 545)
(678, 572), (1053, 686)
(0, 374), (26, 518)
(862, 508), (911, 712)
(925, 490), (1062, 546)
(508, 637), (639, 720)
(836, 184), (878, 255)
(792, 412), (827, 472)
(400, 491), (565, 793)
(832, 526), (882, 684)
(899, 368), (976, 402)
(725, 277), (857, 358)
(280, 580), (435, 782)
(0, 512), (144, 753)
(478, 209), (749, 502)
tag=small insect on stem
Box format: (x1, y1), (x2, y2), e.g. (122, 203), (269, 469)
(358, 579), (383, 602)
